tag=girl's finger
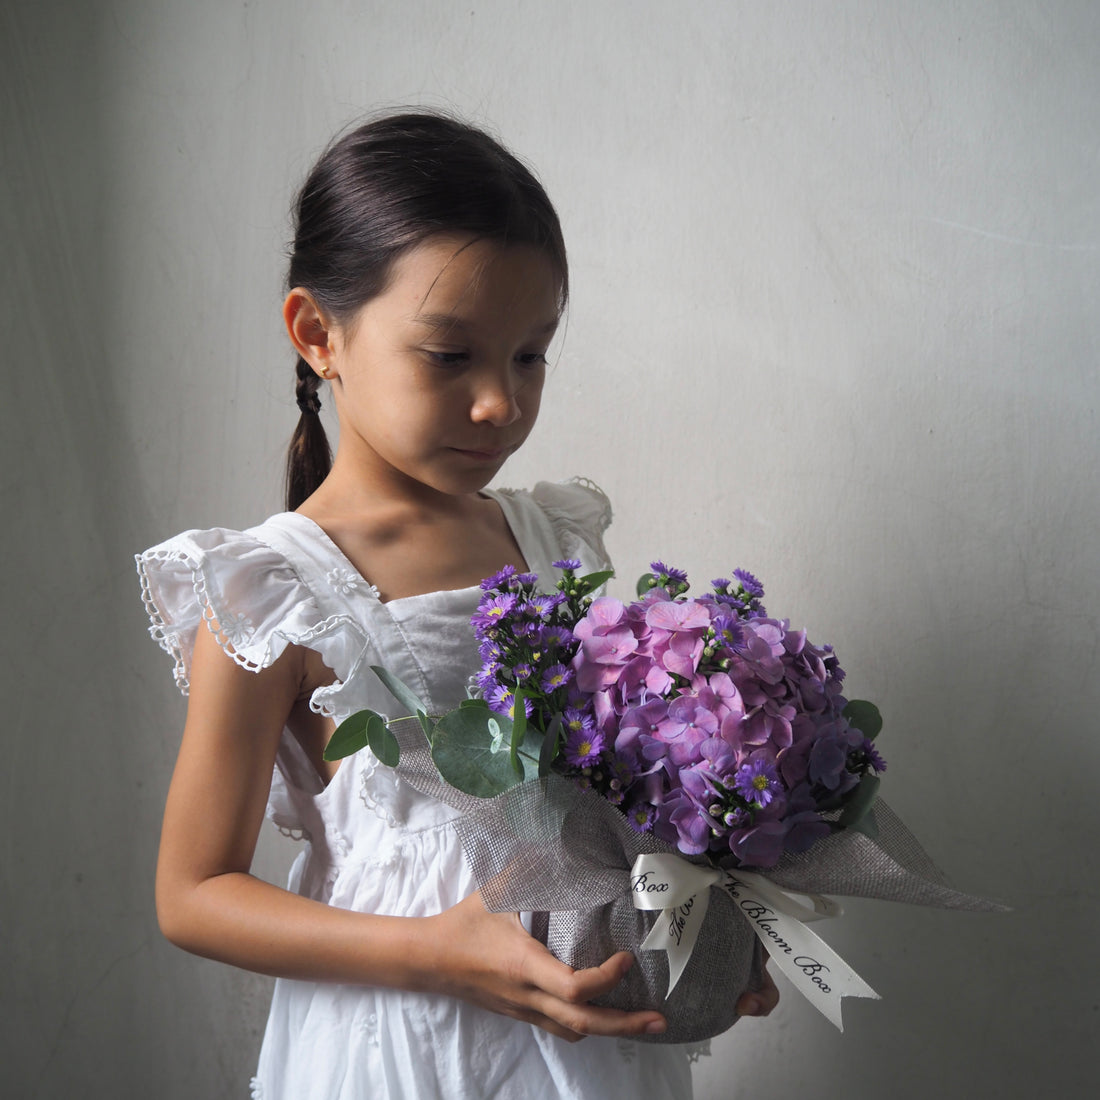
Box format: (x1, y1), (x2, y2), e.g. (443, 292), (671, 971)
(737, 961), (780, 1017)
(517, 950), (667, 1038)
(523, 987), (667, 1040)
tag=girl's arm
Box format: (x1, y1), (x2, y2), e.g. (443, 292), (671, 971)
(156, 626), (674, 1041)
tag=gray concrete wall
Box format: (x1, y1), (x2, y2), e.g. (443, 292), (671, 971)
(3, 1), (1096, 1096)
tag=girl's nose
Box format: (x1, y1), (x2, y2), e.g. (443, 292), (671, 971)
(469, 373), (523, 426)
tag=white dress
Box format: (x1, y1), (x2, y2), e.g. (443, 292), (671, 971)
(136, 480), (696, 1100)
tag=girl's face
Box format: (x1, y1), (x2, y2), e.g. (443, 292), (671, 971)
(325, 235), (561, 500)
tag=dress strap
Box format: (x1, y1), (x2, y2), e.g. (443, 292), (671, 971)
(249, 513), (383, 623)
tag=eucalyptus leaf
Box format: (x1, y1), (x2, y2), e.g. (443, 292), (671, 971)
(370, 665), (429, 718)
(580, 569), (614, 591)
(430, 707), (541, 797)
(849, 807), (880, 840)
(509, 689), (528, 776)
(539, 713), (563, 778)
(837, 773), (881, 830)
(843, 699), (883, 740)
(323, 710), (375, 761)
(416, 710), (434, 741)
(459, 697), (490, 710)
(365, 712), (401, 768)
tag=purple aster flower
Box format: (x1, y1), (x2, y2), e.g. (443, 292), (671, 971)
(525, 591), (565, 619)
(553, 558), (582, 571)
(486, 683), (533, 720)
(471, 593), (518, 631)
(567, 704), (594, 730)
(480, 565), (517, 591)
(734, 759), (781, 808)
(626, 802), (657, 834)
(733, 569), (765, 598)
(711, 613), (745, 651)
(474, 674), (498, 701)
(538, 623), (575, 649)
(860, 738), (887, 773)
(540, 663), (573, 693)
(564, 726), (605, 767)
(650, 561), (689, 585)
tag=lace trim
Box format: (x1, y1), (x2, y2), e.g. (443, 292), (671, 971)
(135, 546), (363, 704)
(359, 756), (402, 829)
(249, 1077), (263, 1099)
(567, 475), (613, 532)
(136, 546), (282, 685)
(684, 1039), (712, 1063)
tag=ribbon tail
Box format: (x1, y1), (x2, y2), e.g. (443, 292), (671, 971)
(639, 888), (711, 997)
(723, 876), (879, 1031)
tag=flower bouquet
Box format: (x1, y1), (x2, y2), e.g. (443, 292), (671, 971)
(326, 562), (1003, 1040)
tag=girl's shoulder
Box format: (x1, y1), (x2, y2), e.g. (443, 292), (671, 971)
(135, 512), (376, 696)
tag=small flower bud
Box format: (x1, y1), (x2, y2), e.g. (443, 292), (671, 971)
(709, 803), (723, 817)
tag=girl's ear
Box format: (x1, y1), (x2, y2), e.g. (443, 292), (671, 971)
(283, 288), (338, 378)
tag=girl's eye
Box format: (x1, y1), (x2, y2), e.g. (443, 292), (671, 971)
(517, 352), (548, 367)
(425, 350), (469, 366)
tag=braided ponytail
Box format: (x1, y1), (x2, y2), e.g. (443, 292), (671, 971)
(282, 111), (568, 509)
(284, 355), (332, 510)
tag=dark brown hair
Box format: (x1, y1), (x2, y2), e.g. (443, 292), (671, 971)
(284, 111), (568, 510)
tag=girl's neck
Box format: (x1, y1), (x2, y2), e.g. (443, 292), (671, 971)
(295, 467), (526, 603)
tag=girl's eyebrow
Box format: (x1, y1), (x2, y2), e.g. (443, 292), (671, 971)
(412, 311), (560, 336)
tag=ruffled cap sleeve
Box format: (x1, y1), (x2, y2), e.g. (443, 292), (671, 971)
(135, 525), (367, 695)
(526, 477), (613, 574)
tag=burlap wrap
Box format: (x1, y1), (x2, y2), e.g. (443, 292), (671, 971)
(388, 718), (1004, 1043)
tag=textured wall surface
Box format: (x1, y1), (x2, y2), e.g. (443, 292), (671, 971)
(3, 2), (1097, 1097)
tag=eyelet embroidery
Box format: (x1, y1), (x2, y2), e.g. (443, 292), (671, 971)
(326, 566), (381, 599)
(218, 611), (254, 648)
(359, 1011), (380, 1047)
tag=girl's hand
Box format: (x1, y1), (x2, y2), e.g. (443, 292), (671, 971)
(423, 892), (668, 1042)
(735, 962), (779, 1018)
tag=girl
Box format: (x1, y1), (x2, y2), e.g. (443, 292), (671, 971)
(137, 111), (776, 1099)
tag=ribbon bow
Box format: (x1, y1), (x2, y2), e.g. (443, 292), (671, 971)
(630, 853), (879, 1030)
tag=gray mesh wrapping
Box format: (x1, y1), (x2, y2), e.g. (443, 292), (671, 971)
(389, 719), (1004, 1043)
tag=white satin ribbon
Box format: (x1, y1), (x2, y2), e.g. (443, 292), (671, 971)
(630, 852), (879, 1030)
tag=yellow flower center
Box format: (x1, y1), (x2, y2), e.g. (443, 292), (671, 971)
(752, 774), (769, 791)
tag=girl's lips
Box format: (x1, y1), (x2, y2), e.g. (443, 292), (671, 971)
(451, 446), (507, 461)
